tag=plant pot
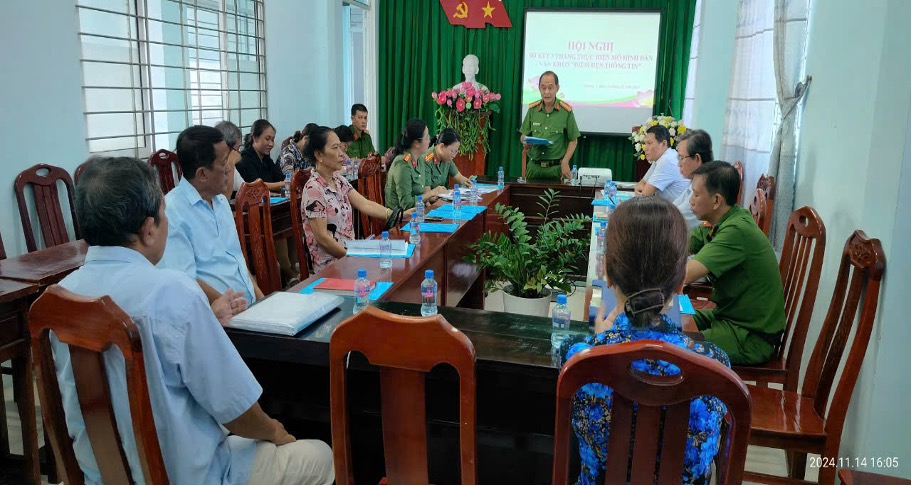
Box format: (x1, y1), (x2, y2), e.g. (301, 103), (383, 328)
(502, 286), (551, 317)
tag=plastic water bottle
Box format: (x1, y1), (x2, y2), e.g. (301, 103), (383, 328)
(379, 231), (392, 269)
(353, 158), (360, 177)
(415, 195), (425, 223)
(469, 175), (479, 201)
(603, 178), (612, 199)
(283, 172), (291, 197)
(409, 212), (421, 245)
(420, 269), (438, 316)
(570, 165), (579, 186)
(497, 166), (505, 189)
(353, 268), (370, 313)
(452, 184), (462, 215)
(551, 294), (571, 349)
(606, 180), (618, 204)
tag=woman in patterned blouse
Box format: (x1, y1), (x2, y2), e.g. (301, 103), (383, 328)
(561, 196), (730, 485)
(279, 123), (317, 174)
(301, 126), (413, 273)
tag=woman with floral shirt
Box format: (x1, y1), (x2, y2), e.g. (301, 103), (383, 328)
(301, 126), (413, 273)
(561, 196), (730, 485)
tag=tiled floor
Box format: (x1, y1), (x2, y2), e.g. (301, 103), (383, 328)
(1, 303), (819, 485)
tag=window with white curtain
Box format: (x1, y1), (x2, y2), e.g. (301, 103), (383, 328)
(342, 2), (369, 126)
(681, 0), (703, 126)
(76, 0), (267, 156)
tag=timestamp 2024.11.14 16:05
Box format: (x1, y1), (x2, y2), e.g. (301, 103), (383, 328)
(809, 456), (902, 469)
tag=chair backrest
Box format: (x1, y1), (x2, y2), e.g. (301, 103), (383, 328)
(74, 161), (90, 185)
(733, 161), (744, 205)
(553, 340), (752, 485)
(776, 206), (827, 391)
(800, 230), (885, 439)
(148, 149), (182, 194)
(358, 155), (384, 237)
(756, 174), (775, 234)
(289, 168), (313, 280)
(29, 285), (168, 485)
(14, 163), (81, 252)
(329, 306), (477, 485)
(233, 180), (281, 295)
(749, 188), (771, 236)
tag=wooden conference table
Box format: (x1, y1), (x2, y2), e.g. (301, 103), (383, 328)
(228, 180), (601, 484)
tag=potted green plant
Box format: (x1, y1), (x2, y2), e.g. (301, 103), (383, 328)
(467, 189), (591, 316)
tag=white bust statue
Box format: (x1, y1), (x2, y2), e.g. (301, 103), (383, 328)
(453, 54), (489, 92)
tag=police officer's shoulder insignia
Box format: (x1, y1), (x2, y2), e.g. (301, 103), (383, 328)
(529, 100), (543, 110)
(423, 152), (435, 162)
(403, 153), (411, 163)
(559, 101), (573, 111)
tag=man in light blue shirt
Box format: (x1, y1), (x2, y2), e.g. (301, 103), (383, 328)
(158, 125), (264, 305)
(672, 128), (714, 230)
(54, 157), (334, 484)
(635, 125), (690, 201)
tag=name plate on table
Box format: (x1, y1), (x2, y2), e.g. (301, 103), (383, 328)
(346, 239), (413, 258)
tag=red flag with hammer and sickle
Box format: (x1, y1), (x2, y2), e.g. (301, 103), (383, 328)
(439, 0), (512, 29)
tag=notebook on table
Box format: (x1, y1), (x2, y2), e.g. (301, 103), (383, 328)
(227, 291), (343, 336)
(313, 278), (376, 295)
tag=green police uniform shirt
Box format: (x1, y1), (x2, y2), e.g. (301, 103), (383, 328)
(422, 148), (459, 189)
(385, 152), (425, 210)
(689, 206), (786, 336)
(347, 126), (375, 159)
(519, 99), (581, 161)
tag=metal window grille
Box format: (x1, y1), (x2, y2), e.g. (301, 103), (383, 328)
(76, 0), (267, 156)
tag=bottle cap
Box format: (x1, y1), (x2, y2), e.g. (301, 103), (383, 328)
(454, 184), (460, 189)
(357, 268), (367, 278)
(572, 165), (578, 169)
(425, 269), (434, 279)
(557, 294), (567, 305)
(417, 195), (423, 201)
(499, 166), (504, 170)
(600, 221), (607, 228)
(381, 231), (389, 238)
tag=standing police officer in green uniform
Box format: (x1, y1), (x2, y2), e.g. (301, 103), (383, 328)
(685, 161), (786, 365)
(519, 71), (581, 181)
(347, 103), (376, 159)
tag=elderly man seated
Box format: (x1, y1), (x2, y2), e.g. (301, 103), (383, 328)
(158, 125), (265, 305)
(55, 156), (334, 484)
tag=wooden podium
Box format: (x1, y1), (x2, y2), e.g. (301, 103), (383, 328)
(450, 112), (489, 177)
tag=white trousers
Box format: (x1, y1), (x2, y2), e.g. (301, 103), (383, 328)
(246, 439), (335, 485)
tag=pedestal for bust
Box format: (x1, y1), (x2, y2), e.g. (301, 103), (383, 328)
(452, 114), (488, 178)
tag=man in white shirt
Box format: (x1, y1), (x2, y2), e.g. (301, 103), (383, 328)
(158, 125), (264, 305)
(634, 125), (690, 201)
(672, 129), (714, 229)
(56, 157), (333, 484)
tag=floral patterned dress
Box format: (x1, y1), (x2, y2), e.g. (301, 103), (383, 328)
(301, 171), (355, 273)
(561, 313), (730, 485)
(279, 141), (311, 174)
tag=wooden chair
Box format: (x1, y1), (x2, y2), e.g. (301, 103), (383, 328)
(14, 163), (81, 252)
(745, 230), (886, 485)
(148, 149), (182, 194)
(73, 161), (90, 185)
(289, 168), (313, 280)
(29, 285), (168, 484)
(733, 206), (826, 391)
(358, 155), (383, 237)
(733, 161), (744, 205)
(234, 180), (281, 295)
(749, 188), (770, 236)
(756, 174), (776, 235)
(329, 306), (477, 484)
(553, 340), (752, 484)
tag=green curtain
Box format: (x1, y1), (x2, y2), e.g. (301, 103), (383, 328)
(378, 0), (696, 180)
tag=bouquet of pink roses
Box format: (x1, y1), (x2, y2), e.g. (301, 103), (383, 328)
(431, 82), (501, 157)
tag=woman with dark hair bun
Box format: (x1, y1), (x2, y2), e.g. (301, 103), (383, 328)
(236, 119), (284, 193)
(279, 123), (317, 174)
(384, 118), (441, 209)
(422, 127), (472, 191)
(560, 196), (731, 485)
(301, 126), (414, 273)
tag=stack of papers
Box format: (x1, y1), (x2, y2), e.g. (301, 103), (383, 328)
(400, 222), (459, 233)
(438, 184), (500, 201)
(227, 292), (343, 336)
(346, 239), (410, 257)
